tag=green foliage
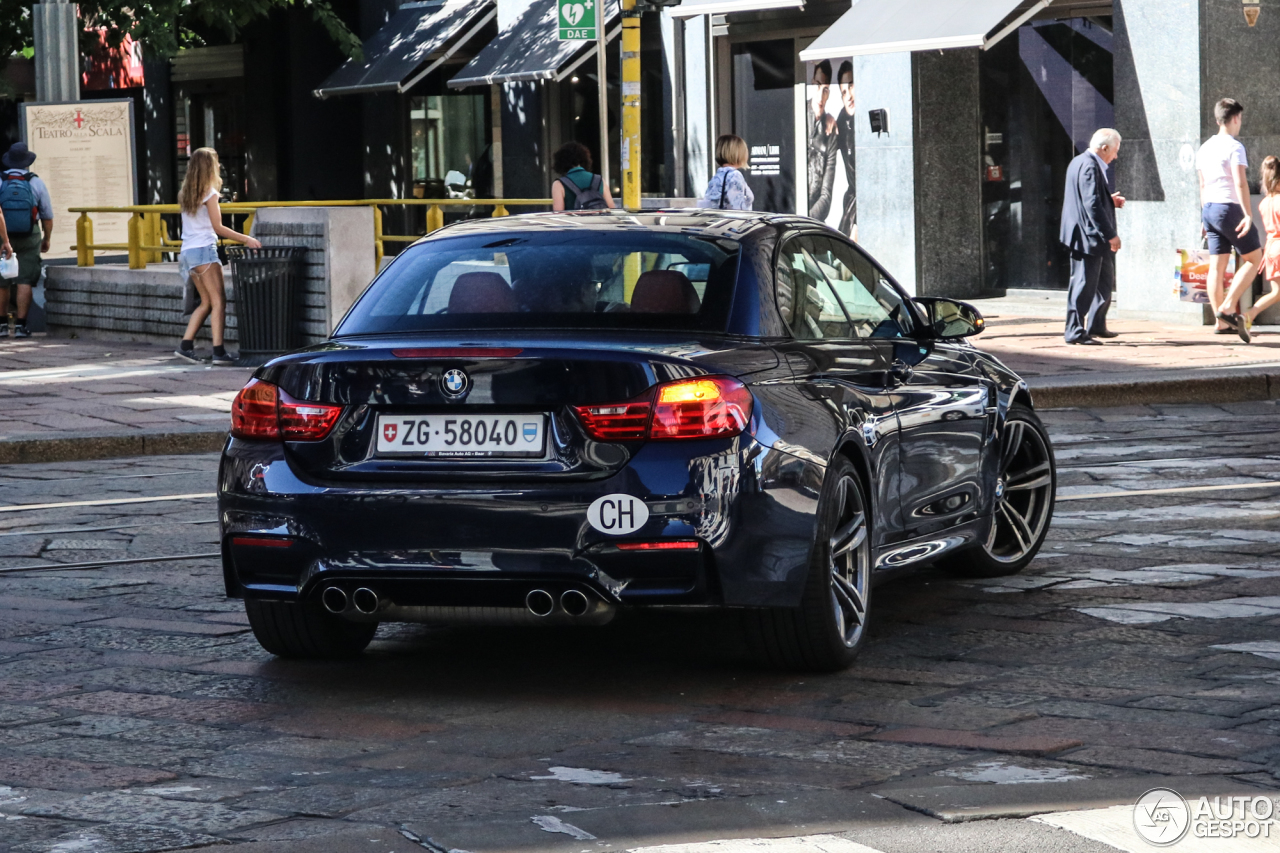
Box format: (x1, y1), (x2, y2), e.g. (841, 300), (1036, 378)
(5, 0), (361, 63)
(0, 0), (33, 66)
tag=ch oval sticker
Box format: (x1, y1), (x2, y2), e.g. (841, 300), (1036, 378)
(587, 494), (650, 535)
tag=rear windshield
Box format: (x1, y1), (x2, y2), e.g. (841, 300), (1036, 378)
(335, 231), (741, 335)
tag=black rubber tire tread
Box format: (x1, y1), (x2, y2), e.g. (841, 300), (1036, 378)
(244, 598), (377, 659)
(743, 455), (869, 672)
(940, 402), (1056, 579)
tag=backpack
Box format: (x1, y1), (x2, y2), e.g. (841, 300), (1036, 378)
(0, 173), (37, 235)
(560, 174), (608, 210)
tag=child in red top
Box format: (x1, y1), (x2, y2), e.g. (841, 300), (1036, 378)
(1247, 155), (1280, 329)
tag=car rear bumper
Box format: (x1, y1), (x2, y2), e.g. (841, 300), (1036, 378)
(218, 434), (825, 612)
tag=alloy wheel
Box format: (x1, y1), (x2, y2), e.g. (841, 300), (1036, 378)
(985, 417), (1054, 564)
(828, 475), (871, 648)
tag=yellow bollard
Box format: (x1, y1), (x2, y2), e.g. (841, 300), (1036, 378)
(146, 213), (162, 263)
(127, 213), (144, 270)
(372, 205), (384, 270)
(83, 216), (94, 268)
(76, 213), (91, 267)
(426, 204), (444, 233)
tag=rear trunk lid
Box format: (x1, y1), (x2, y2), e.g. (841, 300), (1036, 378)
(260, 332), (779, 483)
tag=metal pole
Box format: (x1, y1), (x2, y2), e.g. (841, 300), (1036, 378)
(621, 0), (641, 210)
(596, 18), (611, 195)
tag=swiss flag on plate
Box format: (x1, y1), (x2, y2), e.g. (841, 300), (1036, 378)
(383, 423), (398, 443)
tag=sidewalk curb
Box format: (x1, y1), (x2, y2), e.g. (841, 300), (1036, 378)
(1031, 370), (1280, 409)
(0, 430), (227, 465)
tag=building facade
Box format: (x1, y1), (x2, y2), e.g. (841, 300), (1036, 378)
(0, 0), (1274, 323)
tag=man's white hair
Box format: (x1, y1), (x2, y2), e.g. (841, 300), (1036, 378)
(1090, 128), (1122, 151)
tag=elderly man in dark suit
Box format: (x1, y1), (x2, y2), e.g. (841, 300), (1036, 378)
(1060, 128), (1126, 345)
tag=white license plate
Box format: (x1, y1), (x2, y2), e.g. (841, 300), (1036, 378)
(375, 414), (547, 458)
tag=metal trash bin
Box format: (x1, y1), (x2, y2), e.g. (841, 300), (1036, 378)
(226, 246), (306, 364)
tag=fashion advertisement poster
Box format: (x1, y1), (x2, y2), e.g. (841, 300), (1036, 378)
(805, 58), (856, 238)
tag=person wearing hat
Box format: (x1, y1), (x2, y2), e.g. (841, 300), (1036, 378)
(0, 142), (54, 338)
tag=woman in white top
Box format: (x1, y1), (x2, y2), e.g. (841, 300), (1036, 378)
(176, 147), (259, 365)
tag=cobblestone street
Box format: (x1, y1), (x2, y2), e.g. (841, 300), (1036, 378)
(0, 402), (1278, 852)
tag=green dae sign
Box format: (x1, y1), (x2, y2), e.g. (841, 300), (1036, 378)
(558, 0), (596, 40)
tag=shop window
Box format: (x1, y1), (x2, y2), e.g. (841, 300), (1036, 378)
(175, 89), (246, 202)
(410, 93), (487, 200)
(980, 17), (1114, 291)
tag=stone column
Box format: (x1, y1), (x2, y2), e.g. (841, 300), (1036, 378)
(913, 48), (984, 299)
(33, 0), (80, 103)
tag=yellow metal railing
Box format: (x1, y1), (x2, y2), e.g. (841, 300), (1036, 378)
(68, 198), (554, 270)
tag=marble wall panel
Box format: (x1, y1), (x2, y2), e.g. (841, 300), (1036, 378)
(854, 51), (917, 294)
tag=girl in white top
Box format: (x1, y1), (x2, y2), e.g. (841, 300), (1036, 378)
(176, 147), (259, 365)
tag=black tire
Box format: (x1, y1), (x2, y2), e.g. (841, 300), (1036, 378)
(744, 455), (872, 672)
(244, 598), (378, 659)
(941, 402), (1056, 578)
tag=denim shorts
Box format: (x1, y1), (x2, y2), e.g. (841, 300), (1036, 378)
(178, 245), (219, 282)
(1203, 203), (1263, 256)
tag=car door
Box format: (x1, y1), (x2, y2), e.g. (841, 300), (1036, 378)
(814, 237), (994, 541)
(772, 232), (906, 547)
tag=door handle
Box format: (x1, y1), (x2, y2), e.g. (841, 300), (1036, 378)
(888, 359), (913, 385)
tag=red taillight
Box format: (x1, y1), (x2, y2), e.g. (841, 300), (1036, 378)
(652, 376), (753, 440)
(231, 379), (280, 440)
(615, 540), (700, 551)
(278, 391), (343, 441)
(572, 376), (753, 442)
(574, 399), (654, 440)
(230, 379), (342, 442)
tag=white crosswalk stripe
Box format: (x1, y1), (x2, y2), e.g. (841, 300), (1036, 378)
(1033, 804), (1277, 852)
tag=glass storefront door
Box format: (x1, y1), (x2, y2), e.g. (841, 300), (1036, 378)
(980, 17), (1114, 290)
(731, 39), (795, 214)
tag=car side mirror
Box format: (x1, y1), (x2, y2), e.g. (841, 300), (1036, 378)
(914, 297), (985, 339)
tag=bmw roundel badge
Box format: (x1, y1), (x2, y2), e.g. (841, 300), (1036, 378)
(441, 368), (469, 398)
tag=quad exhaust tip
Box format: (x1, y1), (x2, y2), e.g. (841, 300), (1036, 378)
(526, 589), (555, 617)
(560, 589), (590, 617)
(321, 586), (347, 614)
(352, 587), (380, 615)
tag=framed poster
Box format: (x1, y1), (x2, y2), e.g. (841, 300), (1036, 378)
(19, 99), (137, 260)
(804, 58), (856, 238)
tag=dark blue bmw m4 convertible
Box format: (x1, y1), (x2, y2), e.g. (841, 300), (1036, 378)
(220, 210), (1056, 671)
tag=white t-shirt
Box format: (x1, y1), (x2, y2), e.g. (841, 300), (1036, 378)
(180, 189), (219, 250)
(1197, 134), (1248, 206)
